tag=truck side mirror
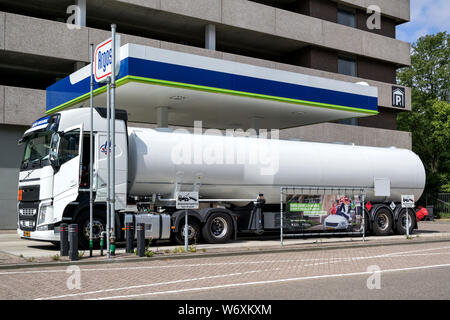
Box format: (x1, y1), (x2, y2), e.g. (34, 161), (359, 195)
(50, 154), (60, 172)
(50, 132), (61, 172)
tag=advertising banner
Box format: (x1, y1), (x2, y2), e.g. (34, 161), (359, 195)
(284, 194), (364, 234)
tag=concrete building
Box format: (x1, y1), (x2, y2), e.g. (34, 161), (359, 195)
(0, 0), (411, 228)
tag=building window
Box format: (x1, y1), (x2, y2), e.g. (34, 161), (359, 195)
(338, 57), (357, 77)
(338, 8), (356, 28)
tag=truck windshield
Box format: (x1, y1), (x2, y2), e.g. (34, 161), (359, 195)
(21, 131), (54, 170)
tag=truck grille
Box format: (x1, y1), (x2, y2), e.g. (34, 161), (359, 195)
(19, 208), (37, 216)
(18, 202), (39, 232)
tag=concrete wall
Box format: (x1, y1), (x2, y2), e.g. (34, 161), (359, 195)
(129, 120), (411, 149)
(4, 13), (89, 62)
(0, 125), (27, 229)
(0, 86), (44, 229)
(0, 12), (4, 50)
(107, 0), (411, 66)
(280, 122), (412, 149)
(1, 86), (46, 126)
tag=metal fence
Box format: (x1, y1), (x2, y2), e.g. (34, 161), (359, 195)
(280, 186), (366, 245)
(426, 193), (450, 216)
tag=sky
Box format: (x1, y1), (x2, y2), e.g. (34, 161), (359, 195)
(396, 0), (450, 44)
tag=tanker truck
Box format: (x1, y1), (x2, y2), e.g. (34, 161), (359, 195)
(17, 108), (426, 248)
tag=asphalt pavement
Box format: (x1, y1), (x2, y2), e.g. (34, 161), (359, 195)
(0, 240), (449, 300)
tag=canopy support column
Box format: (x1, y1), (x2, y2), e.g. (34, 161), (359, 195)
(156, 107), (169, 128)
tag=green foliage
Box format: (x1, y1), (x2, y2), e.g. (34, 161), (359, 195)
(172, 247), (185, 254)
(145, 249), (155, 257)
(52, 254), (60, 261)
(397, 32), (450, 195)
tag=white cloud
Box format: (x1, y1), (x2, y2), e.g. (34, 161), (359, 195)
(397, 0), (450, 43)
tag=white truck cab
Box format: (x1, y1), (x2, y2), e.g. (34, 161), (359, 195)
(17, 108), (128, 247)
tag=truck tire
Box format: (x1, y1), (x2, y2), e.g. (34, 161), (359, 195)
(395, 209), (415, 235)
(202, 212), (233, 244)
(75, 210), (106, 249)
(175, 219), (200, 245)
(372, 208), (393, 236)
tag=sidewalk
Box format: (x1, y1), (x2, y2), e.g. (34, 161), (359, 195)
(1, 221), (449, 268)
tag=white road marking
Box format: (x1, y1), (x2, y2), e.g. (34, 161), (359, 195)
(33, 251), (450, 300)
(303, 252), (450, 267)
(35, 268), (281, 300)
(93, 263), (450, 300)
(1, 245), (449, 276)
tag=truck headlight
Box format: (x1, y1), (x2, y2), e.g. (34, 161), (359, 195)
(20, 220), (35, 228)
(38, 205), (50, 225)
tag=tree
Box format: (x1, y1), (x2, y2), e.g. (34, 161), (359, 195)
(397, 32), (450, 195)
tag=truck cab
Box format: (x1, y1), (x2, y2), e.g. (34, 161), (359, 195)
(17, 108), (128, 247)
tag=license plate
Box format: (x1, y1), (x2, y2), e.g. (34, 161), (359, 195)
(23, 231), (30, 237)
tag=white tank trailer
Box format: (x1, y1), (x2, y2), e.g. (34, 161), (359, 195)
(17, 108), (426, 247)
(127, 128), (425, 204)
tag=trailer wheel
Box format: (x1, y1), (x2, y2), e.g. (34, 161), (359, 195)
(395, 209), (415, 235)
(202, 213), (233, 244)
(175, 219), (200, 245)
(75, 210), (106, 249)
(372, 209), (393, 236)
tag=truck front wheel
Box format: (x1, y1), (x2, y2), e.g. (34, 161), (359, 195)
(202, 213), (233, 244)
(372, 209), (393, 236)
(75, 210), (106, 249)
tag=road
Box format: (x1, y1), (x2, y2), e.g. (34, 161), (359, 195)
(0, 241), (449, 300)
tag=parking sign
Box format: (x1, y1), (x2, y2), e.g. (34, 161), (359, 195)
(176, 192), (199, 209)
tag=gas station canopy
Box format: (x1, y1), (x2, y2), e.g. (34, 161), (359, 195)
(46, 44), (378, 129)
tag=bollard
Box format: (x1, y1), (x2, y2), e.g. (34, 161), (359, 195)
(125, 222), (134, 253)
(136, 223), (145, 257)
(100, 231), (105, 257)
(60, 223), (69, 256)
(69, 224), (79, 261)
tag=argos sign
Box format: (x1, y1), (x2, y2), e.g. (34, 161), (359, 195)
(94, 35), (121, 83)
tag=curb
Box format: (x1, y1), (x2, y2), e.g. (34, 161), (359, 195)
(1, 236), (449, 271)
